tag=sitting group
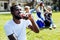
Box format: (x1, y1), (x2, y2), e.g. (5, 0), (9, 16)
(35, 2), (56, 30)
(22, 1), (56, 30)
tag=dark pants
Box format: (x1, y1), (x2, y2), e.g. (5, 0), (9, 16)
(44, 20), (51, 28)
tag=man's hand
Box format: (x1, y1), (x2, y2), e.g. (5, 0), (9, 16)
(21, 14), (33, 20)
(28, 14), (33, 20)
(19, 14), (28, 20)
(27, 14), (39, 33)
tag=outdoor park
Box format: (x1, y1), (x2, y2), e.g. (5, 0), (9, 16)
(0, 11), (60, 40)
(0, 0), (60, 40)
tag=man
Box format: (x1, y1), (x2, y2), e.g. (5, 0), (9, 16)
(4, 5), (39, 40)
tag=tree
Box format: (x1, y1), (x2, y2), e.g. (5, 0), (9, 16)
(52, 0), (60, 11)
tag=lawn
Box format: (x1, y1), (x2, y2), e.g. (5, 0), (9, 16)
(0, 12), (60, 40)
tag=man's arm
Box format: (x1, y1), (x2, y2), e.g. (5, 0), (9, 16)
(8, 34), (16, 40)
(28, 14), (39, 33)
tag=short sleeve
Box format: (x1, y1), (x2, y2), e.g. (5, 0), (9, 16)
(4, 24), (13, 36)
(25, 20), (32, 27)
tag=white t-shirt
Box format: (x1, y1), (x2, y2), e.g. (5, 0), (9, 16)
(4, 19), (32, 40)
(36, 6), (45, 21)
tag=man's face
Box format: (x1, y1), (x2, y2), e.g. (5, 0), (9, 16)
(12, 5), (22, 20)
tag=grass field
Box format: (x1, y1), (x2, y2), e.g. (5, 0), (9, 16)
(0, 12), (60, 40)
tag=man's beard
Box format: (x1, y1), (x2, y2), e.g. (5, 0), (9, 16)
(14, 14), (22, 20)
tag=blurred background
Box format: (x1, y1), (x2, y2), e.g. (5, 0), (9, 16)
(0, 0), (60, 12)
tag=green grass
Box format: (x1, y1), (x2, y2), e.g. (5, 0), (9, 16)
(0, 12), (60, 40)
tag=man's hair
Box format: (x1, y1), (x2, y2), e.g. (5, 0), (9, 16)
(10, 5), (22, 12)
(10, 5), (17, 12)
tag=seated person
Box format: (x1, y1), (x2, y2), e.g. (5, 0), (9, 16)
(44, 6), (56, 29)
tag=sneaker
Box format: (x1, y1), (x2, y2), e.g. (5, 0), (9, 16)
(49, 28), (52, 30)
(52, 24), (56, 29)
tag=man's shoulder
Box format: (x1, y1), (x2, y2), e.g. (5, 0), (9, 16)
(4, 20), (13, 27)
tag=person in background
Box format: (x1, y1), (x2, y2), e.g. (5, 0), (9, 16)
(35, 1), (45, 28)
(44, 6), (56, 30)
(24, 6), (36, 14)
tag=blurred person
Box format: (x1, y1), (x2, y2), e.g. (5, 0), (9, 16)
(24, 6), (37, 14)
(44, 6), (56, 30)
(36, 1), (45, 21)
(4, 5), (39, 40)
(56, 6), (59, 11)
(35, 1), (45, 28)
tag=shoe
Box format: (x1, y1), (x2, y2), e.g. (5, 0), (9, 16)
(49, 28), (52, 30)
(52, 24), (56, 29)
(53, 27), (56, 29)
